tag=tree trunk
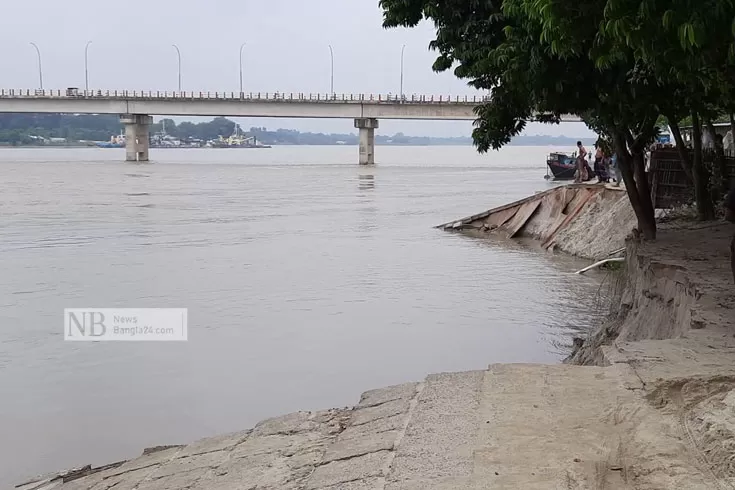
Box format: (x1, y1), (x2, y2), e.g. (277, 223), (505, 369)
(691, 112), (715, 220)
(613, 131), (656, 239)
(632, 148), (656, 232)
(731, 113), (735, 185)
(666, 116), (694, 184)
(705, 120), (728, 200)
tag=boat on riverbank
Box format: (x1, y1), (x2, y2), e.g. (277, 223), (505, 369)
(545, 152), (577, 180)
(545, 151), (598, 181)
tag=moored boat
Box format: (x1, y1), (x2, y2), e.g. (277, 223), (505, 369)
(546, 152), (577, 180)
(95, 133), (125, 148)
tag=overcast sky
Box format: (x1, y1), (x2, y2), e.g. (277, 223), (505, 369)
(0, 0), (594, 138)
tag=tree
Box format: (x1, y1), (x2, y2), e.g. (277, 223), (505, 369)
(594, 0), (735, 218)
(380, 0), (660, 238)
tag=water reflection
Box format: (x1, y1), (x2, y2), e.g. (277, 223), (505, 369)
(356, 173), (377, 234)
(358, 173), (375, 191)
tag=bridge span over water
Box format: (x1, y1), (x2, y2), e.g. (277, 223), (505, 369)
(0, 89), (582, 164)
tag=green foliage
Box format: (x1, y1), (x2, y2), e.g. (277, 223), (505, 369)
(380, 0), (735, 231)
(0, 113), (121, 143)
(380, 0), (662, 237)
(151, 117), (236, 141)
(0, 113), (486, 147)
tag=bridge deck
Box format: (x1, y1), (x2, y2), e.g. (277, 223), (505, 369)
(0, 89), (582, 122)
(0, 89), (487, 105)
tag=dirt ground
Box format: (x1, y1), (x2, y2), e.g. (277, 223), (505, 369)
(568, 218), (735, 488)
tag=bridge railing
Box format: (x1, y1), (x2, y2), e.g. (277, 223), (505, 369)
(0, 89), (492, 104)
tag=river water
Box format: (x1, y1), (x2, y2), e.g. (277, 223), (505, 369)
(0, 145), (604, 486)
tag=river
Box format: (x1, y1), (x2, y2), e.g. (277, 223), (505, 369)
(0, 145), (605, 486)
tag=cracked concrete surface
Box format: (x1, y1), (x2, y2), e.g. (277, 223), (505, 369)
(17, 365), (722, 490)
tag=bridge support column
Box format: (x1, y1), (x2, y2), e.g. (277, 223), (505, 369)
(354, 118), (378, 165)
(120, 114), (152, 162)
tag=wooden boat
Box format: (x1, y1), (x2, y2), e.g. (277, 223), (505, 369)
(546, 152), (596, 181)
(546, 152), (577, 180)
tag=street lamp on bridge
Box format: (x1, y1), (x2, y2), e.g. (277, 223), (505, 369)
(239, 43), (246, 94)
(29, 42), (43, 90)
(172, 44), (182, 92)
(400, 44), (406, 99)
(84, 41), (92, 91)
(328, 44), (334, 95)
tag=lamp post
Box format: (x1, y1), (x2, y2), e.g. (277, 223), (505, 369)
(328, 44), (334, 95)
(84, 41), (92, 91)
(239, 43), (246, 94)
(400, 44), (406, 99)
(30, 42), (43, 90)
(172, 44), (182, 91)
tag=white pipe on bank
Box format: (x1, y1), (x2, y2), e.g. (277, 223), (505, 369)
(575, 257), (625, 275)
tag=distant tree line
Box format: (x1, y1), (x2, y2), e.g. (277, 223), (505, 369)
(0, 113), (591, 147)
(0, 114), (478, 146)
(0, 114), (121, 145)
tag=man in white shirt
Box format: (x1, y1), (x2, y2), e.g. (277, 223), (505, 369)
(724, 129), (734, 154)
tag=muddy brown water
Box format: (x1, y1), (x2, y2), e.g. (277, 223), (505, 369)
(0, 145), (607, 486)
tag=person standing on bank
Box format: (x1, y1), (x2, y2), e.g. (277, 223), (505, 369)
(726, 183), (735, 283)
(594, 145), (609, 183)
(574, 141), (588, 183)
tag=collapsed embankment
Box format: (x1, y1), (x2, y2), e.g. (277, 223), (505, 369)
(566, 222), (735, 486)
(19, 190), (735, 490)
(438, 183), (636, 259)
(569, 221), (735, 366)
(441, 187), (735, 485)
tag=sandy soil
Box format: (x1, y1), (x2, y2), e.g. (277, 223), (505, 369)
(569, 219), (735, 488)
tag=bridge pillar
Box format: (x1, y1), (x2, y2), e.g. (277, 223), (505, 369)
(354, 118), (378, 165)
(120, 114), (152, 162)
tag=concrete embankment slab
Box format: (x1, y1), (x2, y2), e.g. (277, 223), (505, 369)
(386, 371), (484, 489)
(24, 362), (719, 489)
(437, 184), (636, 259)
(474, 363), (638, 489)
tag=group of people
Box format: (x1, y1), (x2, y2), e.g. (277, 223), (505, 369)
(570, 140), (735, 285)
(574, 141), (623, 185)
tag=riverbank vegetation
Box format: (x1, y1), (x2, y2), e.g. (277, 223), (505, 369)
(380, 0), (735, 239)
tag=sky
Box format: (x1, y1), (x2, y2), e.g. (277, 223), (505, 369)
(0, 0), (595, 139)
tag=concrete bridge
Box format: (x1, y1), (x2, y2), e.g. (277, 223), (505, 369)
(0, 89), (582, 164)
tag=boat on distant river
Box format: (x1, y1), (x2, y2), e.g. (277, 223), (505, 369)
(206, 125), (271, 148)
(95, 134), (125, 148)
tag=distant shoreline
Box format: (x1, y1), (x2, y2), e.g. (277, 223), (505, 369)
(0, 141), (591, 149)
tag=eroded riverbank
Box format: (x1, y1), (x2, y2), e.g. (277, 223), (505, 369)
(20, 185), (735, 489)
(0, 148), (606, 487)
